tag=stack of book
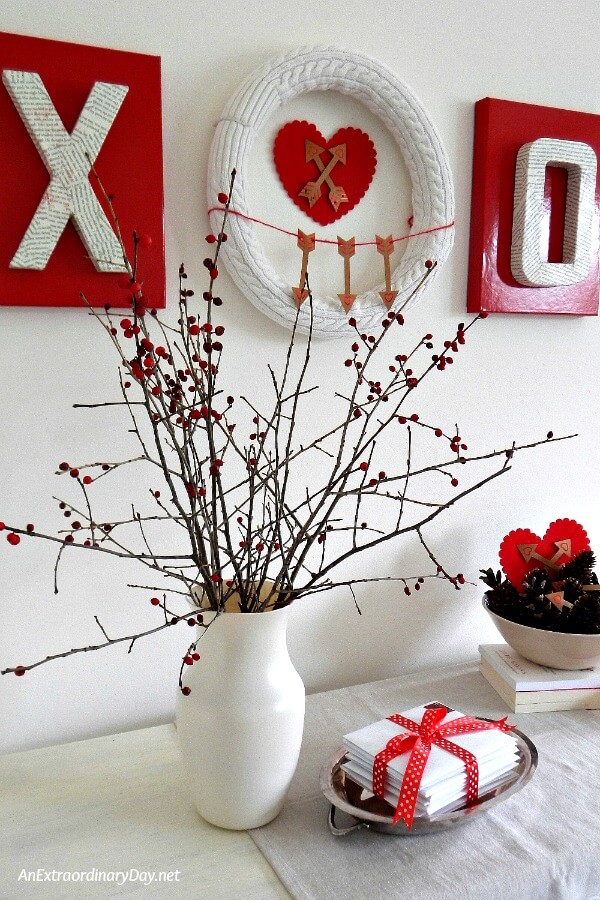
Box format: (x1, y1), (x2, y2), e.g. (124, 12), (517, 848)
(480, 644), (600, 712)
(342, 702), (520, 820)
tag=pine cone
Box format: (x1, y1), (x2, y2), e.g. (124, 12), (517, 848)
(517, 568), (561, 629)
(479, 569), (522, 624)
(563, 591), (600, 634)
(559, 550), (597, 585)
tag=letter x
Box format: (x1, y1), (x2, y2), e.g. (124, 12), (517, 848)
(3, 69), (129, 272)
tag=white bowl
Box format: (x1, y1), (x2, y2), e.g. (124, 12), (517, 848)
(483, 600), (600, 670)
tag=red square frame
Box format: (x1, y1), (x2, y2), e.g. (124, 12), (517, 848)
(467, 97), (600, 316)
(0, 31), (165, 308)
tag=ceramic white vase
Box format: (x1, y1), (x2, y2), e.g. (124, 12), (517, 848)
(175, 600), (305, 830)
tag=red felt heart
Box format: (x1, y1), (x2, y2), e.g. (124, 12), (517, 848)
(273, 121), (377, 226)
(499, 519), (590, 591)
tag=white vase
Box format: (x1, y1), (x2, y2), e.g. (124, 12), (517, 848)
(175, 601), (305, 830)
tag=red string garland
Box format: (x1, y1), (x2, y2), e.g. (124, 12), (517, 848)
(207, 206), (455, 247)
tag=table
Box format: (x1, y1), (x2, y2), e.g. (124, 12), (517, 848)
(0, 722), (288, 899)
(2, 663), (599, 899)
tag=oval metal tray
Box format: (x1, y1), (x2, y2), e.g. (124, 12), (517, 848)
(320, 727), (538, 836)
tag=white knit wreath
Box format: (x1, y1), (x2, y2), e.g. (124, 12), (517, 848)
(207, 46), (454, 339)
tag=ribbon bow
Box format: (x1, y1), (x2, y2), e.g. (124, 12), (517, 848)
(372, 705), (513, 829)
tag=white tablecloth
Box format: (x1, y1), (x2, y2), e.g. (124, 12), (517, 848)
(250, 662), (600, 900)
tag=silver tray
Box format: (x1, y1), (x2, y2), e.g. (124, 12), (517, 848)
(320, 726), (538, 836)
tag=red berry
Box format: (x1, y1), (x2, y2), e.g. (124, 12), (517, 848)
(83, 476), (93, 485)
(7, 533), (20, 545)
(150, 597), (160, 606)
(26, 524), (34, 532)
(205, 234), (216, 244)
(218, 192), (228, 204)
(192, 653), (200, 661)
(0, 523), (4, 530)
(451, 478), (459, 487)
(70, 469), (79, 478)
(181, 686), (191, 696)
(187, 617), (196, 626)
(14, 666), (26, 676)
(359, 462), (369, 472)
(130, 281), (142, 294)
(138, 234), (153, 248)
(425, 259), (433, 268)
(211, 573), (221, 583)
(184, 655), (194, 665)
(435, 429), (443, 437)
(59, 462), (70, 471)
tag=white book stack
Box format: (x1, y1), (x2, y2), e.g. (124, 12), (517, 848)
(342, 703), (520, 820)
(480, 644), (600, 713)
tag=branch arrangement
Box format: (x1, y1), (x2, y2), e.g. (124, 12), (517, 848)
(1, 170), (575, 689)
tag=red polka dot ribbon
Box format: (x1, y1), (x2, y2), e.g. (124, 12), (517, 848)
(372, 706), (514, 829)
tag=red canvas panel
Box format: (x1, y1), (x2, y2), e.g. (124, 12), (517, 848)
(467, 97), (600, 315)
(0, 31), (165, 308)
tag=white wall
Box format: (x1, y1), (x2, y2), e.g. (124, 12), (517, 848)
(1, 0), (599, 753)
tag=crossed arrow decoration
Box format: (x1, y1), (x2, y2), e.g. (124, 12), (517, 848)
(299, 140), (348, 212)
(517, 539), (572, 570)
(517, 539), (575, 610)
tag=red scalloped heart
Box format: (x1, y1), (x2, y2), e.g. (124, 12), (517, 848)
(499, 519), (590, 591)
(273, 121), (377, 225)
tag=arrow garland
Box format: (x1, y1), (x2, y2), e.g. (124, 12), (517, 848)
(206, 202), (455, 313)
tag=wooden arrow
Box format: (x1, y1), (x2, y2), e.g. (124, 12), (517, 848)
(517, 540), (572, 570)
(337, 236), (356, 313)
(292, 229), (315, 307)
(299, 144), (346, 208)
(376, 234), (398, 309)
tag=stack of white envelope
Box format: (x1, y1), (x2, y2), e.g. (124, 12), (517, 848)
(342, 702), (520, 820)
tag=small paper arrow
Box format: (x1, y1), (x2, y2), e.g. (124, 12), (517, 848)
(337, 236), (356, 312)
(545, 591), (573, 611)
(517, 543), (537, 563)
(292, 229), (315, 307)
(376, 234), (397, 308)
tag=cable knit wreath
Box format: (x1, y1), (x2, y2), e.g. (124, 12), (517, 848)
(207, 46), (454, 339)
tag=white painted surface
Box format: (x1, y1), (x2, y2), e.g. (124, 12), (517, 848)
(1, 1), (599, 752)
(0, 723), (289, 899)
